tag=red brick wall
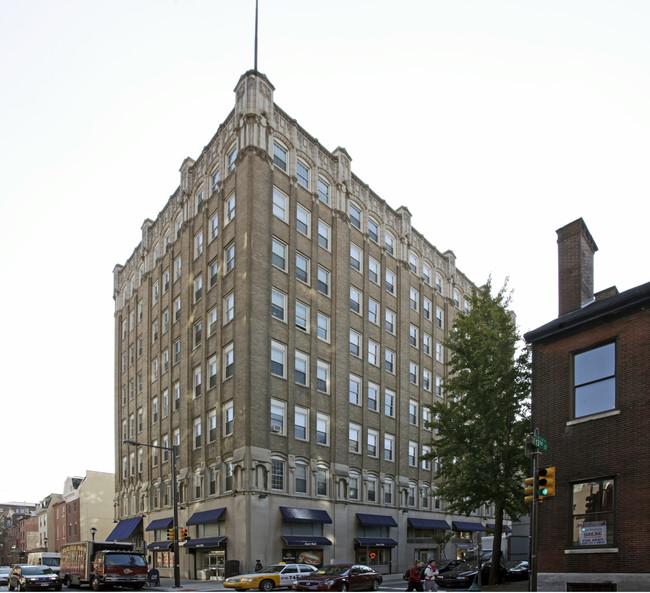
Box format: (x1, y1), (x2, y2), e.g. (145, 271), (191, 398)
(531, 305), (650, 575)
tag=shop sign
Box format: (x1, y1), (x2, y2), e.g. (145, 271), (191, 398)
(579, 521), (607, 546)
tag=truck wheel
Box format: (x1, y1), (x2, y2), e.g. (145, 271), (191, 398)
(259, 580), (275, 592)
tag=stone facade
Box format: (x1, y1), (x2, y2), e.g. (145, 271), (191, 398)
(113, 70), (488, 579)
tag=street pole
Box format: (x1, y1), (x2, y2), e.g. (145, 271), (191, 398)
(171, 445), (181, 589)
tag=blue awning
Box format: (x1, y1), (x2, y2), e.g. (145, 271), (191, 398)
(355, 538), (399, 548)
(182, 536), (228, 549)
(408, 518), (451, 530)
(146, 517), (173, 531)
(452, 521), (487, 532)
(280, 507), (332, 524)
(147, 541), (172, 551)
(186, 508), (226, 525)
(356, 513), (398, 527)
(486, 523), (512, 533)
(281, 536), (332, 546)
(106, 517), (142, 541)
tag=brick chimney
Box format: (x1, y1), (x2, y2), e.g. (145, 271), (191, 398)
(556, 218), (598, 316)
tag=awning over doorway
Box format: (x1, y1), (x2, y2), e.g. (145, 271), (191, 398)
(147, 541), (172, 551)
(281, 536), (332, 546)
(280, 506), (332, 524)
(452, 521), (486, 532)
(186, 507), (226, 525)
(182, 536), (228, 549)
(354, 537), (398, 547)
(106, 516), (142, 541)
(408, 518), (451, 530)
(356, 513), (398, 527)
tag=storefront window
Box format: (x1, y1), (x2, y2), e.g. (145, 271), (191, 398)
(154, 551), (174, 569)
(356, 547), (390, 566)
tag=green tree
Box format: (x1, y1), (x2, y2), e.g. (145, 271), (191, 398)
(424, 279), (530, 585)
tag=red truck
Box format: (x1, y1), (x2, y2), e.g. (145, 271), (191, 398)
(59, 541), (148, 590)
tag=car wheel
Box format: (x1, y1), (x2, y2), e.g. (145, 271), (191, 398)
(370, 578), (380, 591)
(340, 584), (349, 592)
(259, 579), (274, 592)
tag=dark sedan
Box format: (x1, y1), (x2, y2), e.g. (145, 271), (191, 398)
(291, 564), (382, 592)
(506, 560), (529, 580)
(8, 565), (62, 591)
(435, 562), (507, 588)
(0, 566), (11, 585)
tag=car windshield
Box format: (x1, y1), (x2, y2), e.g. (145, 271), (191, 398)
(105, 554), (147, 568)
(0, 567), (10, 574)
(453, 563), (476, 572)
(315, 566), (351, 576)
(42, 558), (60, 567)
(22, 566), (54, 575)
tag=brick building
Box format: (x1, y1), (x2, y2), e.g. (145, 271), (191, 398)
(112, 69), (500, 580)
(525, 218), (650, 590)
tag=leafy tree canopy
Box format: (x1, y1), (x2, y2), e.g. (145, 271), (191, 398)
(425, 278), (531, 525)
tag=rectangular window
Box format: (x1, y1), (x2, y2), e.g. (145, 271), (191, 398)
(223, 343), (234, 378)
(271, 341), (286, 378)
(349, 423), (361, 453)
(350, 287), (362, 315)
(272, 187), (288, 221)
(572, 479), (614, 546)
(385, 389), (395, 417)
(368, 218), (379, 243)
(350, 244), (362, 271)
(368, 257), (380, 284)
(295, 301), (309, 332)
(368, 382), (379, 411)
(349, 203), (361, 229)
(224, 243), (235, 273)
(270, 399), (285, 435)
(317, 267), (330, 296)
(385, 269), (395, 295)
(350, 330), (361, 357)
(317, 312), (330, 342)
(295, 350), (309, 386)
(295, 407), (309, 441)
(349, 374), (361, 405)
(384, 434), (395, 461)
(367, 430), (378, 457)
(272, 238), (287, 270)
(224, 292), (235, 323)
(317, 220), (330, 250)
(368, 298), (379, 325)
(368, 340), (379, 366)
(296, 204), (311, 236)
(316, 413), (329, 446)
(316, 360), (330, 393)
(574, 343), (616, 418)
(295, 464), (308, 494)
(223, 402), (234, 435)
(271, 288), (287, 322)
(271, 459), (285, 490)
(296, 253), (310, 284)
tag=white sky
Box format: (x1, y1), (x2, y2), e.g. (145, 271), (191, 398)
(1, 0), (648, 504)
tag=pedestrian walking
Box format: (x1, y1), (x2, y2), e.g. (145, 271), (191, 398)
(423, 559), (439, 592)
(406, 560), (425, 592)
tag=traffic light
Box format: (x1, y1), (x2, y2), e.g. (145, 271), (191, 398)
(179, 528), (188, 542)
(538, 467), (556, 499)
(167, 528), (176, 541)
(524, 477), (535, 504)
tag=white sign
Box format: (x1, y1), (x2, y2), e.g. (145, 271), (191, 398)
(579, 521), (607, 546)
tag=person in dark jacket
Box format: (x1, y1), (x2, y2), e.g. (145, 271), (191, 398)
(406, 560), (425, 591)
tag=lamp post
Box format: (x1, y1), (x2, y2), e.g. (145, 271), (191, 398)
(124, 439), (181, 589)
(90, 527), (97, 542)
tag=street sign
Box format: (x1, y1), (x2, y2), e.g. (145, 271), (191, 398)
(533, 435), (548, 451)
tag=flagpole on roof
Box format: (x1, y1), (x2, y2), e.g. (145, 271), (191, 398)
(254, 0), (259, 71)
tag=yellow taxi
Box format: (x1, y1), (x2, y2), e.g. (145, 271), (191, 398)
(224, 563), (318, 591)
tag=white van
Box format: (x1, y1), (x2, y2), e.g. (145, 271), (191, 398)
(27, 552), (61, 573)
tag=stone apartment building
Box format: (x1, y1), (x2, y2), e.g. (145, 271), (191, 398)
(525, 218), (650, 591)
(113, 69), (494, 580)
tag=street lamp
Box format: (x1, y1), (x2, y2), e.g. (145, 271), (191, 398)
(90, 527), (97, 542)
(123, 439), (181, 589)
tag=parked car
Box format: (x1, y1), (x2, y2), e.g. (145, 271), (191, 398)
(291, 564), (383, 592)
(8, 564), (62, 591)
(506, 560), (529, 580)
(436, 559), (464, 574)
(435, 561), (507, 588)
(224, 563), (318, 591)
(0, 566), (11, 585)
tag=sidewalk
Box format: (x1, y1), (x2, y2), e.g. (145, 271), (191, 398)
(148, 574), (529, 592)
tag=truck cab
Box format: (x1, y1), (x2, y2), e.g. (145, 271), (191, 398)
(91, 550), (148, 590)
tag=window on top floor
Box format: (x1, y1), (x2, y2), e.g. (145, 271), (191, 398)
(385, 232), (395, 255)
(297, 159), (310, 189)
(317, 178), (330, 205)
(227, 145), (237, 173)
(368, 218), (379, 243)
(273, 141), (288, 171)
(349, 203), (362, 229)
(573, 342), (616, 418)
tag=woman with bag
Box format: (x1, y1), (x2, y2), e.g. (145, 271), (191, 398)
(423, 559), (439, 592)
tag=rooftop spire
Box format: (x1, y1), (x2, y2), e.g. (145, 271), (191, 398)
(254, 0), (259, 71)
